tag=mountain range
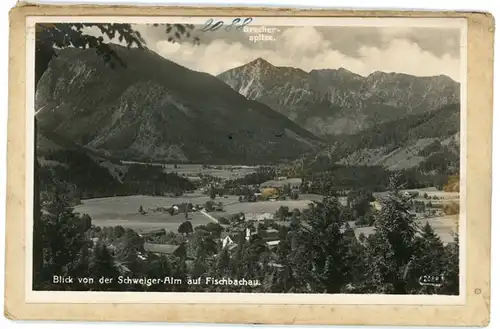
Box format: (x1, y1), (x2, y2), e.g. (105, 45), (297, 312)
(35, 46), (323, 164)
(36, 46), (460, 174)
(217, 58), (460, 137)
(300, 103), (460, 174)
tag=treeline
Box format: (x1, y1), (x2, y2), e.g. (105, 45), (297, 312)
(302, 165), (449, 193)
(417, 147), (459, 174)
(299, 163), (458, 194)
(39, 150), (195, 200)
(299, 104), (460, 183)
(224, 167), (277, 188)
(302, 152), (458, 190)
(122, 164), (195, 196)
(33, 174), (459, 295)
(305, 165), (390, 192)
(40, 150), (122, 199)
(330, 103), (459, 156)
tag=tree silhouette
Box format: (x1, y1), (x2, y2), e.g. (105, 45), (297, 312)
(33, 174), (91, 290)
(291, 197), (350, 293)
(439, 234), (459, 295)
(178, 220), (194, 235)
(89, 242), (121, 291)
(209, 187), (217, 200)
(367, 174), (419, 294)
(33, 24), (199, 253)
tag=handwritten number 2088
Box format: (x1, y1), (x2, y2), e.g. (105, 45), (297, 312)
(201, 18), (253, 32)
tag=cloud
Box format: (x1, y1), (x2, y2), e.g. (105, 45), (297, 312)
(144, 25), (461, 81)
(81, 24), (459, 80)
(279, 26), (330, 56)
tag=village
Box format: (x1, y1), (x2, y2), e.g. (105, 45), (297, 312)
(89, 171), (460, 263)
(133, 175), (307, 261)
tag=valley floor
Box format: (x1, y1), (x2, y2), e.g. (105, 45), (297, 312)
(74, 189), (458, 244)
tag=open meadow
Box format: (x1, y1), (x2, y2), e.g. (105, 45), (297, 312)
(75, 193), (321, 233)
(74, 194), (239, 233)
(351, 215), (458, 245)
(374, 187), (459, 202)
(261, 178), (302, 188)
(121, 162), (260, 180)
(74, 191), (458, 243)
(223, 200), (312, 214)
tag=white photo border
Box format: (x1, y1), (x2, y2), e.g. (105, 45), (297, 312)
(24, 15), (468, 305)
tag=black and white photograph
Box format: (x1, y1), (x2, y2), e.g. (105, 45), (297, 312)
(29, 17), (465, 299)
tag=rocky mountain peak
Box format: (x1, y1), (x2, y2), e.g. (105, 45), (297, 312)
(217, 60), (460, 137)
(248, 57), (272, 66)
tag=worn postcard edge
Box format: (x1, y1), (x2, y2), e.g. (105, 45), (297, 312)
(5, 4), (494, 326)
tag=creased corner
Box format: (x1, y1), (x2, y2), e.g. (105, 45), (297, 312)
(4, 305), (18, 321)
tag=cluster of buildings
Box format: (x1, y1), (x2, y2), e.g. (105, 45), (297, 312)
(140, 224), (282, 259)
(220, 227), (281, 251)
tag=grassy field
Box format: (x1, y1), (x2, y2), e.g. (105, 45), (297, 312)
(75, 194), (239, 233)
(298, 193), (324, 202)
(365, 188), (459, 244)
(75, 191), (457, 243)
(351, 215), (458, 244)
(165, 164), (258, 180)
(261, 178), (302, 188)
(121, 162), (259, 180)
(374, 188), (459, 201)
(83, 212), (213, 233)
(223, 200), (313, 215)
(75, 193), (319, 233)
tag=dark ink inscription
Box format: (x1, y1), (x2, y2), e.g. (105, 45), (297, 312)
(225, 18), (241, 31)
(200, 18), (253, 32)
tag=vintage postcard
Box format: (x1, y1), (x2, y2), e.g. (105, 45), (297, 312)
(5, 4), (494, 326)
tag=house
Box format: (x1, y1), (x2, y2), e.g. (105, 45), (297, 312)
(257, 213), (274, 221)
(370, 201), (382, 211)
(261, 229), (280, 242)
(221, 236), (237, 250)
(266, 240), (281, 248)
(213, 204), (224, 212)
(257, 260), (284, 269)
(144, 243), (185, 257)
(137, 253), (148, 261)
(403, 191), (419, 198)
(265, 228), (279, 235)
(260, 187), (280, 198)
(268, 261), (284, 268)
(220, 231), (232, 239)
(246, 212), (274, 221)
(139, 228), (166, 238)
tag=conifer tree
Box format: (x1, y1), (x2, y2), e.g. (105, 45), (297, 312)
(406, 221), (446, 294)
(89, 242), (121, 291)
(35, 175), (91, 289)
(368, 174), (419, 294)
(292, 197), (349, 293)
(439, 234), (459, 295)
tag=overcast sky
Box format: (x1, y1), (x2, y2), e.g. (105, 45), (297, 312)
(103, 24), (462, 81)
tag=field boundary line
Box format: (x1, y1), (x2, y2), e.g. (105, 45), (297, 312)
(200, 209), (220, 224)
